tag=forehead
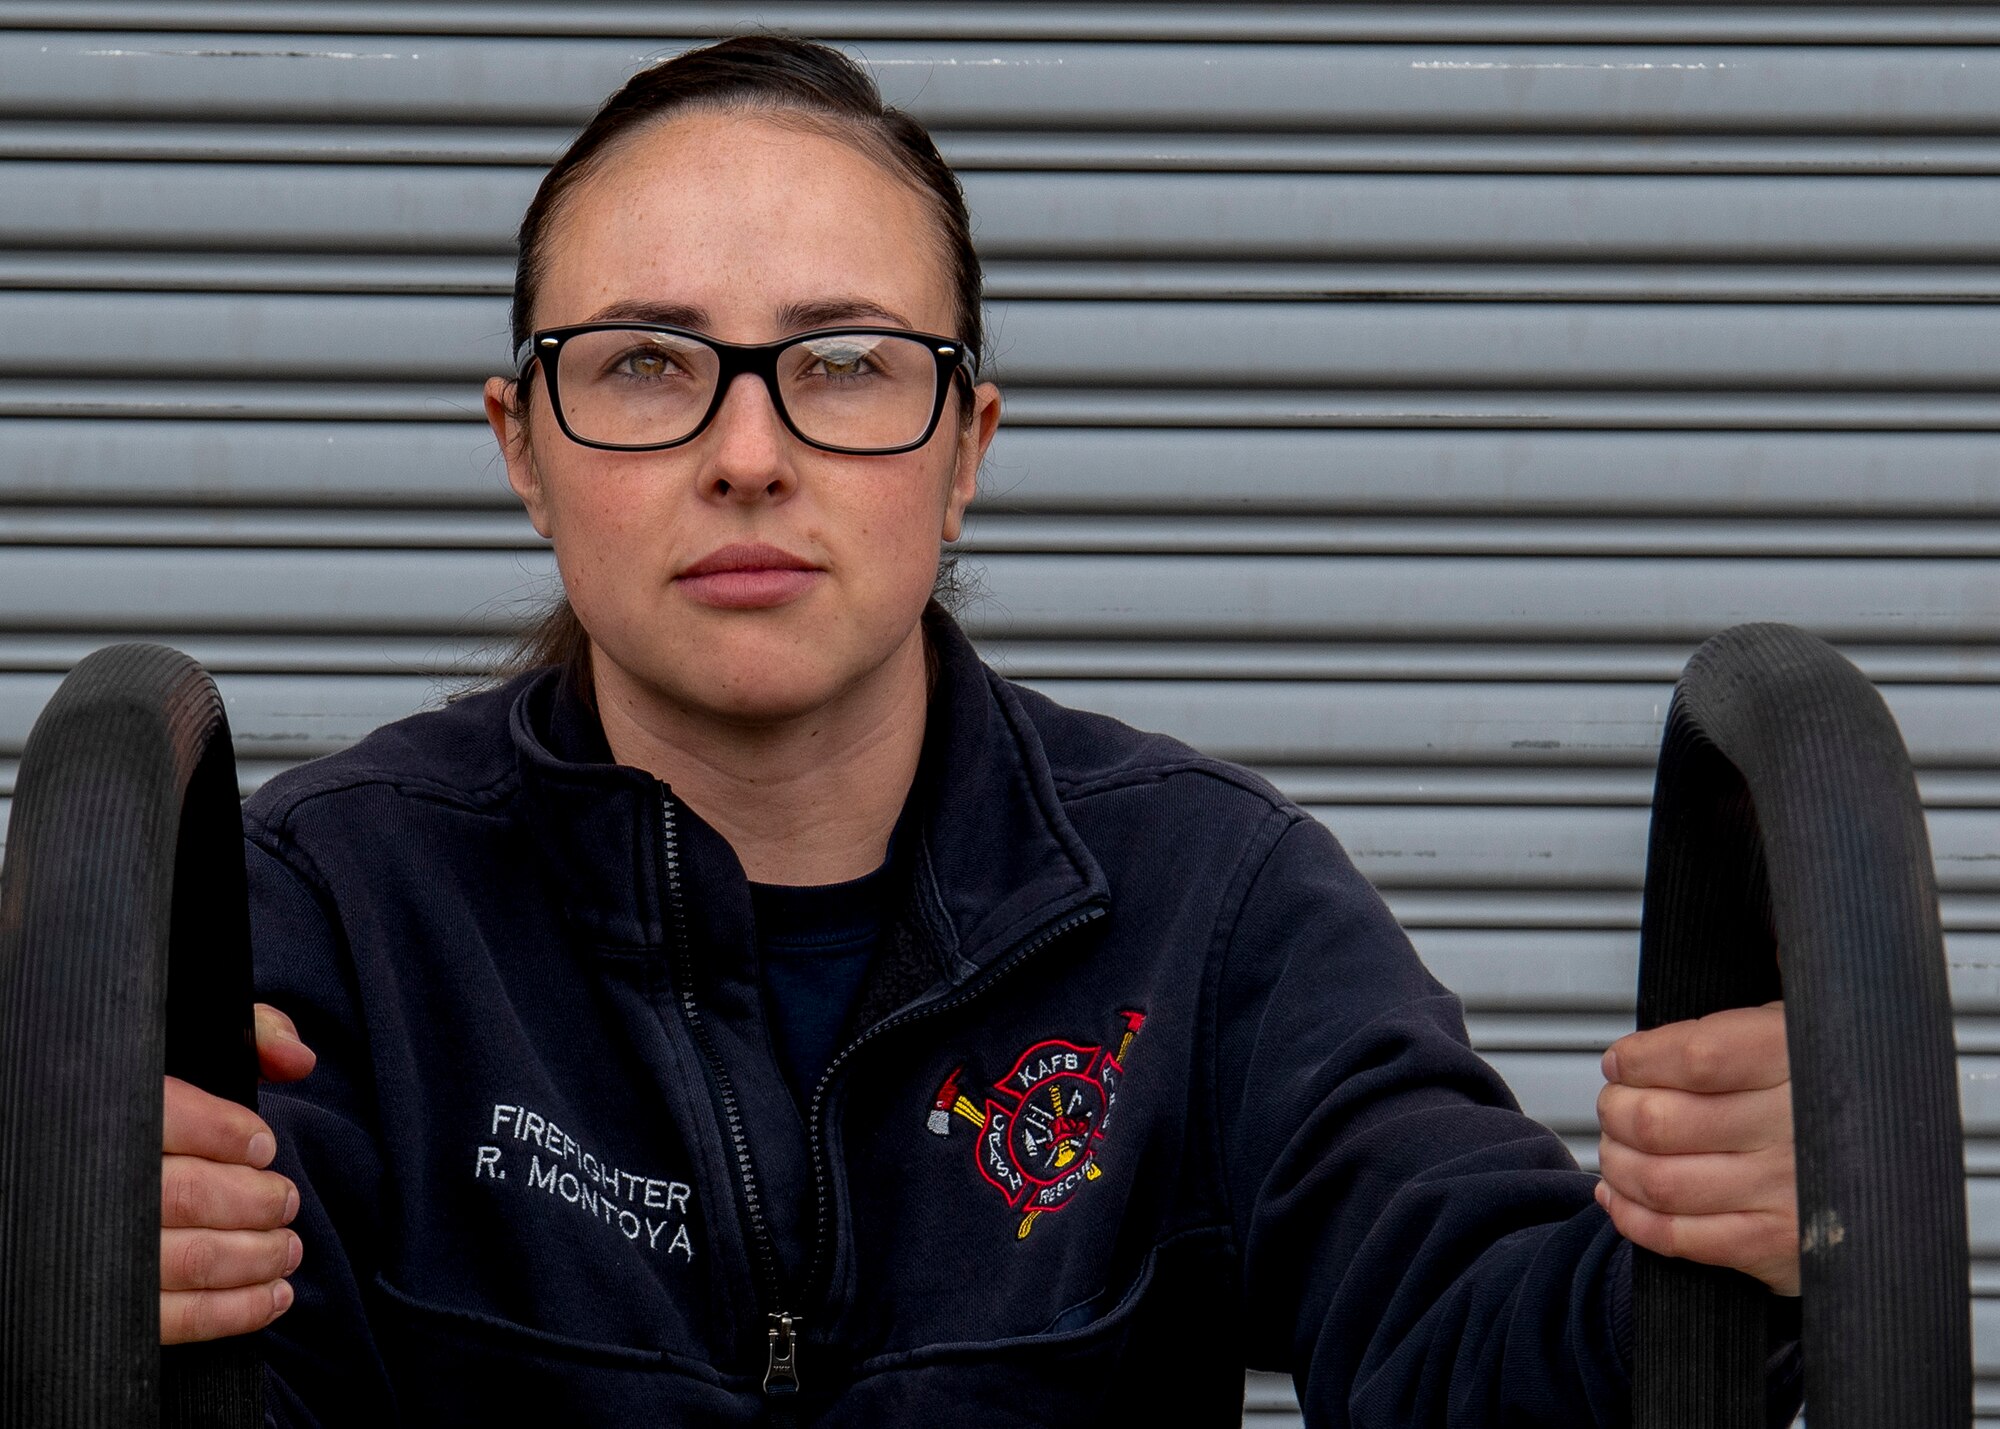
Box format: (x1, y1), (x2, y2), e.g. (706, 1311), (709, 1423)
(535, 109), (956, 336)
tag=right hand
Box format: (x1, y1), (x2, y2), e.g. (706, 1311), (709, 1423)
(161, 1002), (317, 1344)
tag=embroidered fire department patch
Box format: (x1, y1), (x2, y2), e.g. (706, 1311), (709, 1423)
(927, 1009), (1145, 1240)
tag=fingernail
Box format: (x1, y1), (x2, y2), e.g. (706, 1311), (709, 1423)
(283, 1187), (299, 1224)
(1600, 1048), (1620, 1082)
(272, 1280), (294, 1315)
(1594, 1180), (1610, 1208)
(247, 1132), (275, 1167)
(285, 1233), (303, 1273)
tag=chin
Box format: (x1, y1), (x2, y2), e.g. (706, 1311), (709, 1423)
(647, 640), (855, 726)
(695, 673), (843, 727)
(601, 604), (924, 726)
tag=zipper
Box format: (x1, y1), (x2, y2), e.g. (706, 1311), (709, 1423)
(799, 901), (1107, 1305)
(660, 784), (1105, 1395)
(658, 792), (799, 1395)
(764, 1310), (801, 1394)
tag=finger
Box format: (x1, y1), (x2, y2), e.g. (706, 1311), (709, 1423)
(161, 1155), (298, 1231)
(163, 1076), (277, 1167)
(161, 1279), (295, 1346)
(1597, 1138), (1794, 1218)
(1596, 1081), (1792, 1155)
(161, 1226), (302, 1293)
(254, 1003), (317, 1084)
(1603, 1003), (1789, 1093)
(1596, 1182), (1799, 1296)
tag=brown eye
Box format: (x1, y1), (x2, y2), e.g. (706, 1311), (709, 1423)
(794, 340), (881, 383)
(816, 350), (868, 378)
(617, 350), (674, 379)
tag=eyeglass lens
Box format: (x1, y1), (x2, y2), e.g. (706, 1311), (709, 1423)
(553, 329), (944, 450)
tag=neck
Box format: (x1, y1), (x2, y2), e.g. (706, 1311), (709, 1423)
(591, 628), (929, 886)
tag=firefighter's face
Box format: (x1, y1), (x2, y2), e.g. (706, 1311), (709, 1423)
(486, 110), (998, 727)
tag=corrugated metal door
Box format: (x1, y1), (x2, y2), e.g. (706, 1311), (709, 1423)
(5, 5), (1999, 1423)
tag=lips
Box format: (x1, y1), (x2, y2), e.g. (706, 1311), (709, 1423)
(676, 542), (823, 610)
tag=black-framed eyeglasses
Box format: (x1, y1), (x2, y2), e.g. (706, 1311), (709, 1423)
(518, 323), (977, 456)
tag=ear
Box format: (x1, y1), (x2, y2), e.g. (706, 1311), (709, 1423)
(486, 375), (554, 539)
(941, 379), (1001, 544)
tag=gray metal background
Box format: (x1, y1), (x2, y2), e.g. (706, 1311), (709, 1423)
(4, 4), (1998, 1423)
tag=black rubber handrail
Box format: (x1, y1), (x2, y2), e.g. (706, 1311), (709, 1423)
(1631, 624), (1970, 1428)
(0, 644), (263, 1428)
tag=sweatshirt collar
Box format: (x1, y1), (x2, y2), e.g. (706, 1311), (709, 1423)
(507, 610), (1109, 976)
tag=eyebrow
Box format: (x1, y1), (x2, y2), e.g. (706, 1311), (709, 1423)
(779, 297), (916, 331)
(576, 295), (919, 335)
(581, 299), (707, 328)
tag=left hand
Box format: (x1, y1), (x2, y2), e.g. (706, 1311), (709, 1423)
(1595, 1000), (1799, 1296)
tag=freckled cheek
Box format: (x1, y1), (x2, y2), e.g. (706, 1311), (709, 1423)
(551, 510), (686, 639)
(833, 464), (954, 579)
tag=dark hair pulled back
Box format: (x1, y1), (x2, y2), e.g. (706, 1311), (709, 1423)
(503, 35), (984, 675)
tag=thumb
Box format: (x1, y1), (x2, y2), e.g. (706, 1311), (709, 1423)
(254, 1003), (317, 1084)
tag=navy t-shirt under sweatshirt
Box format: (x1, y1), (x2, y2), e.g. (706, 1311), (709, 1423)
(749, 862), (890, 1108)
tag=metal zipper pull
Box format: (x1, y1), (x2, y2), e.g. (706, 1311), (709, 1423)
(764, 1311), (802, 1395)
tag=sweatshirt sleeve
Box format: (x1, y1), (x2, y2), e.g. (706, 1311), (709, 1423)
(1212, 811), (1632, 1427)
(244, 833), (397, 1425)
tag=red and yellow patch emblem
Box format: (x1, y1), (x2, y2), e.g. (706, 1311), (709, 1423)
(927, 1010), (1145, 1240)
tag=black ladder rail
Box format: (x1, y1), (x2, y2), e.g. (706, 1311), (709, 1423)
(0, 643), (263, 1428)
(1632, 622), (1970, 1429)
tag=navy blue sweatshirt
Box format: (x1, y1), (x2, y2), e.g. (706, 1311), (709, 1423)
(244, 609), (1782, 1425)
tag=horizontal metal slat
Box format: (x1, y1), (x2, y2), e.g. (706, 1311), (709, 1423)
(0, 252), (519, 294)
(24, 381), (2000, 429)
(5, 548), (1996, 644)
(17, 508), (2000, 561)
(0, 632), (495, 673)
(979, 263), (2000, 304)
(960, 517), (2000, 559)
(982, 300), (2000, 391)
(0, 292), (509, 379)
(1470, 1011), (2000, 1055)
(7, 36), (2000, 131)
(13, 5), (2000, 45)
(1439, 761), (1978, 818)
(0, 419), (507, 505)
(17, 124), (2000, 175)
(0, 380), (480, 421)
(19, 166), (2000, 261)
(0, 509), (539, 548)
(969, 388), (2000, 430)
(1265, 766), (2000, 810)
(14, 423), (2000, 516)
(1389, 890), (2000, 933)
(960, 553), (2000, 642)
(7, 670), (1999, 771)
(1312, 805), (2000, 893)
(1016, 680), (2000, 768)
(23, 293), (2000, 391)
(0, 548), (554, 633)
(4, 631), (2000, 689)
(1496, 1051), (2000, 1137)
(930, 172), (2000, 262)
(0, 159), (532, 251)
(22, 252), (2000, 305)
(1416, 929), (2000, 1015)
(15, 672), (2000, 800)
(983, 641), (2000, 685)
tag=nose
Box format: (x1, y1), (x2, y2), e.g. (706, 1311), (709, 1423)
(699, 371), (797, 504)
